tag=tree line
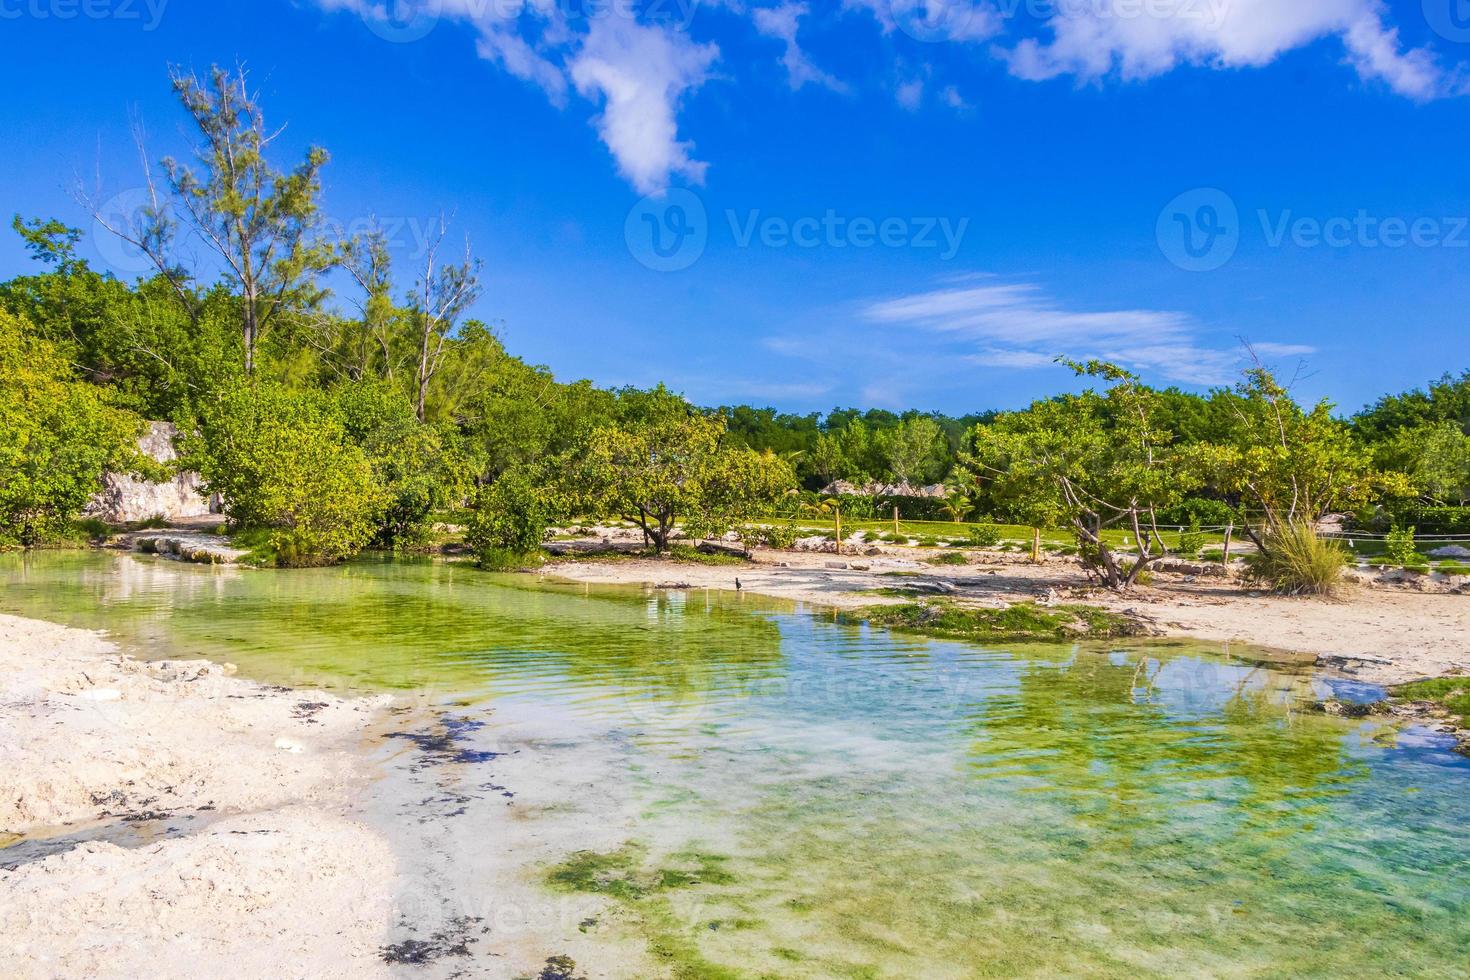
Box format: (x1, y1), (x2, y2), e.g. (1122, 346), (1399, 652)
(2, 66), (1467, 592)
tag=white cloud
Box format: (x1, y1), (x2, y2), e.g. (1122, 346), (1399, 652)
(754, 2), (848, 91)
(570, 17), (719, 194)
(998, 0), (1454, 101)
(860, 277), (1315, 386)
(314, 0), (716, 194)
(896, 77), (925, 109)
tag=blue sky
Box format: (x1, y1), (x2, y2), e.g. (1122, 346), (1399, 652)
(1, 0), (1467, 415)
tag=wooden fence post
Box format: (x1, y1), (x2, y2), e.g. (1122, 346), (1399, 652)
(1031, 527), (1041, 564)
(894, 506), (901, 538)
(1222, 523), (1233, 568)
(835, 506), (842, 556)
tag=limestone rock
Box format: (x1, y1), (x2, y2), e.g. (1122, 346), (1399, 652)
(85, 422), (216, 523)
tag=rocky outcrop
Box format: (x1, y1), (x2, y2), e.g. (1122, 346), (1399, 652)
(119, 530), (247, 565)
(85, 422), (215, 523)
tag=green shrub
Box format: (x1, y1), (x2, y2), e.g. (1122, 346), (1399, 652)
(928, 551), (969, 566)
(189, 382), (386, 567)
(916, 536), (940, 548)
(466, 471), (552, 566)
(1246, 522), (1349, 596)
(72, 517), (113, 543)
(741, 524), (798, 550)
(1384, 524), (1417, 567)
(0, 309), (146, 547)
(1177, 518), (1206, 557)
(334, 381), (471, 550)
(967, 524), (1002, 547)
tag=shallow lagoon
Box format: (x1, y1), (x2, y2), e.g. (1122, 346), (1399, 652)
(2, 552), (1468, 977)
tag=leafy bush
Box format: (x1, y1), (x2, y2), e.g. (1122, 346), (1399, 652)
(466, 471), (552, 566)
(928, 551), (969, 566)
(967, 524), (1002, 547)
(0, 310), (146, 547)
(335, 381), (471, 550)
(1394, 505), (1470, 535)
(1245, 522), (1349, 596)
(916, 536), (940, 548)
(1157, 497), (1235, 528)
(740, 524), (798, 550)
(1177, 519), (1207, 557)
(189, 382), (385, 567)
(72, 517), (113, 543)
(1384, 524), (1418, 567)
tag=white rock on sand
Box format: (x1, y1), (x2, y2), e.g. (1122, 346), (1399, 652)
(0, 614), (397, 979)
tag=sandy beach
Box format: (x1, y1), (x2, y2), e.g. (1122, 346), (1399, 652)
(0, 614), (397, 979)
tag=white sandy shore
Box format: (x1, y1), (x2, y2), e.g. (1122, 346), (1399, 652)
(0, 614), (397, 979)
(541, 547), (1470, 684)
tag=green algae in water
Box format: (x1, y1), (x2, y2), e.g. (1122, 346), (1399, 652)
(2, 552), (1468, 977)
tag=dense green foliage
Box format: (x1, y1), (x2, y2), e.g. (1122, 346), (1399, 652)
(969, 360), (1199, 589)
(465, 470), (553, 567)
(0, 309), (146, 546)
(189, 383), (386, 566)
(560, 389), (796, 552)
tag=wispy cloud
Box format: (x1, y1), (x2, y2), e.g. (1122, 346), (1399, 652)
(753, 2), (848, 92)
(855, 276), (1315, 386)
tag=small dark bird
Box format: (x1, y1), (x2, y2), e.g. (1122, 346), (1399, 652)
(735, 577), (743, 591)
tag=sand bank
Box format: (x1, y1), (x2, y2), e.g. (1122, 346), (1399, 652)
(542, 548), (1470, 684)
(0, 614), (396, 978)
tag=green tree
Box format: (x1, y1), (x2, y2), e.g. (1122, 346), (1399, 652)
(886, 416), (948, 485)
(0, 310), (146, 545)
(969, 360), (1198, 590)
(561, 391), (795, 552)
(93, 66), (332, 376)
(334, 379), (471, 549)
(1192, 364), (1410, 554)
(189, 382), (385, 566)
(466, 469), (555, 566)
(1374, 422), (1470, 505)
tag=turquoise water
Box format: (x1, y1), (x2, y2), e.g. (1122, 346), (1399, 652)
(2, 551), (1468, 977)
